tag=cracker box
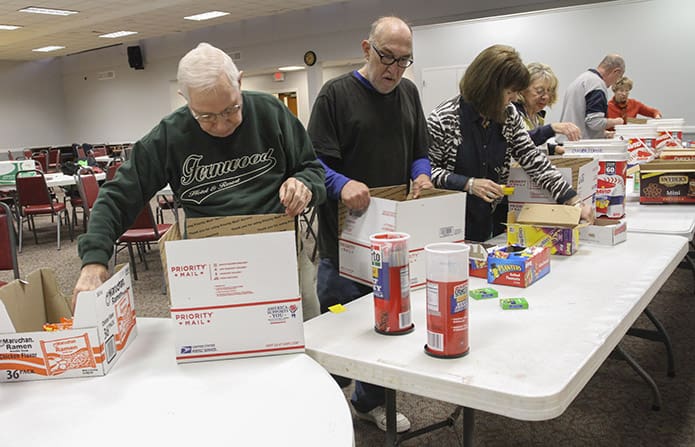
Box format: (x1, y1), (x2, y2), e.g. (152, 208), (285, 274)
(467, 241), (497, 278)
(339, 186), (466, 289)
(507, 157), (599, 213)
(487, 245), (550, 288)
(659, 150), (695, 161)
(639, 160), (695, 204)
(0, 266), (137, 382)
(0, 160), (35, 186)
(579, 218), (627, 246)
(506, 204), (584, 255)
(160, 215), (304, 364)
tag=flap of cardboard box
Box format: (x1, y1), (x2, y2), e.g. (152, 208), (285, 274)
(514, 203), (581, 227)
(0, 269), (72, 333)
(187, 214), (294, 238)
(640, 160), (695, 174)
(592, 217), (625, 228)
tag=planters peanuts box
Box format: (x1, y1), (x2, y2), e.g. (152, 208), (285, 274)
(487, 245), (550, 288)
(506, 204), (584, 256)
(161, 215), (304, 364)
(639, 160), (695, 204)
(0, 267), (137, 382)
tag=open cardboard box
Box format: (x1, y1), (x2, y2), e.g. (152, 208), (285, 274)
(159, 214), (304, 364)
(338, 185), (466, 289)
(467, 241), (498, 278)
(487, 245), (550, 288)
(506, 203), (585, 255)
(579, 218), (627, 246)
(639, 160), (695, 204)
(0, 266), (137, 382)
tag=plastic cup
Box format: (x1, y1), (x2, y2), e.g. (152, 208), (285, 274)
(424, 242), (470, 358)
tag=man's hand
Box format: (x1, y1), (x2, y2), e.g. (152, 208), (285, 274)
(551, 122), (581, 141)
(279, 178), (312, 217)
(411, 174), (433, 198)
(340, 180), (370, 213)
(72, 263), (110, 311)
(607, 118), (624, 129)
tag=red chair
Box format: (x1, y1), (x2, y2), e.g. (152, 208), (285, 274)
(7, 150), (14, 161)
(106, 160), (122, 181)
(32, 151), (48, 172)
(72, 169), (100, 230)
(115, 203), (171, 280)
(47, 148), (61, 172)
(91, 146), (107, 157)
(75, 145), (87, 159)
(15, 170), (73, 251)
(23, 149), (33, 159)
(0, 202), (20, 286)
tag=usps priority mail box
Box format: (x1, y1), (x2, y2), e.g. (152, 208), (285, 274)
(338, 186), (466, 289)
(0, 266), (137, 382)
(165, 231), (303, 364)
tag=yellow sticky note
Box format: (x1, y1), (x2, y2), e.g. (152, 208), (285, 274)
(328, 304), (347, 314)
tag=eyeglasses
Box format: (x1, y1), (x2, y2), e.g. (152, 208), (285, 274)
(191, 103), (242, 124)
(370, 43), (414, 68)
(532, 87), (553, 97)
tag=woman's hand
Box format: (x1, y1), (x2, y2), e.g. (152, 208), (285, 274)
(469, 178), (503, 203)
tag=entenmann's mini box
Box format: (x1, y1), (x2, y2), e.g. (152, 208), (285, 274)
(506, 204), (584, 255)
(487, 245), (550, 288)
(338, 186), (466, 289)
(0, 266), (137, 382)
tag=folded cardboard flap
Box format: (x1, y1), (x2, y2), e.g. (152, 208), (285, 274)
(0, 269), (71, 333)
(512, 203), (581, 228)
(592, 217), (624, 227)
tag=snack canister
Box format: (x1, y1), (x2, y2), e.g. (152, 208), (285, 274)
(595, 152), (628, 218)
(370, 232), (414, 335)
(424, 242), (470, 358)
(614, 124), (658, 167)
(647, 118), (684, 149)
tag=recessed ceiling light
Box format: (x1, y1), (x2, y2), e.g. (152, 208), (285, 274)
(278, 66), (305, 72)
(184, 11), (229, 21)
(32, 45), (65, 52)
(99, 31), (138, 38)
(0, 24), (22, 30)
(19, 7), (79, 16)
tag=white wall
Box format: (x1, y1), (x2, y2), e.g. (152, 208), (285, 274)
(412, 0), (695, 123)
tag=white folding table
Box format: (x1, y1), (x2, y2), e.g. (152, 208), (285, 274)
(0, 317), (355, 447)
(304, 232), (687, 446)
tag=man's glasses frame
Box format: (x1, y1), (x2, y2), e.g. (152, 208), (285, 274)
(370, 42), (414, 68)
(191, 103), (242, 124)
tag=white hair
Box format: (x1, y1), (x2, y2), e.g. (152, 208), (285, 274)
(177, 42), (240, 100)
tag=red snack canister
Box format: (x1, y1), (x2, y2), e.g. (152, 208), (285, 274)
(424, 242), (470, 358)
(370, 232), (414, 335)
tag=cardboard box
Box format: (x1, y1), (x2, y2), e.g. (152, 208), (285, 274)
(659, 150), (695, 161)
(0, 160), (35, 185)
(467, 241), (497, 278)
(487, 245), (550, 288)
(506, 204), (583, 255)
(639, 160), (695, 204)
(579, 218), (627, 246)
(338, 186), (466, 288)
(0, 266), (137, 382)
(508, 157), (599, 210)
(161, 214), (304, 364)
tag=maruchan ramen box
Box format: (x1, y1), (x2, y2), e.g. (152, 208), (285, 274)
(579, 218), (627, 246)
(639, 160), (695, 204)
(161, 215), (304, 364)
(338, 186), (466, 289)
(506, 204), (584, 255)
(0, 266), (137, 382)
(0, 160), (35, 186)
(487, 245), (550, 288)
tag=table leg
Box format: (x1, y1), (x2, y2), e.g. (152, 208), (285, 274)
(626, 307), (676, 377)
(385, 388), (397, 446)
(463, 407), (475, 447)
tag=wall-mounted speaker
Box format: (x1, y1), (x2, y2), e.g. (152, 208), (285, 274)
(127, 45), (144, 70)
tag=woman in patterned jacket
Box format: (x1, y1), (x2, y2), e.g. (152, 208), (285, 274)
(426, 44), (593, 242)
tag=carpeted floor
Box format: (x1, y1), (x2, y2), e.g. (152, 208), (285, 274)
(4, 205), (695, 447)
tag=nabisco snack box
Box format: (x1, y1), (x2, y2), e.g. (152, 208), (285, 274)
(0, 160), (34, 186)
(507, 157), (598, 215)
(506, 204), (584, 255)
(639, 160), (695, 204)
(0, 266), (137, 382)
(579, 218), (627, 246)
(161, 214), (303, 364)
(338, 186), (466, 289)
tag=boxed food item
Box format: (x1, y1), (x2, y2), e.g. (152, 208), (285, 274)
(338, 186), (466, 289)
(0, 160), (35, 185)
(659, 150), (695, 161)
(579, 218), (627, 246)
(160, 214), (304, 364)
(639, 160), (695, 204)
(0, 266), (137, 382)
(467, 241), (497, 278)
(487, 245), (550, 288)
(507, 157), (598, 213)
(506, 203), (584, 255)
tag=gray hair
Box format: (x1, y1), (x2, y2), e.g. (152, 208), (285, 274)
(177, 42), (240, 100)
(523, 62), (559, 106)
(598, 54), (625, 72)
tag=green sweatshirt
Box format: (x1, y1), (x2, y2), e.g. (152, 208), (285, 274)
(78, 90), (326, 267)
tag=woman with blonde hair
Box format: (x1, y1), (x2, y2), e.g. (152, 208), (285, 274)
(513, 62), (580, 155)
(427, 45), (592, 242)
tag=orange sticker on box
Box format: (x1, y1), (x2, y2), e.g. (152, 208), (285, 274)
(40, 334), (97, 376)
